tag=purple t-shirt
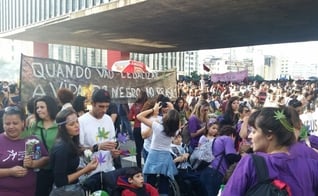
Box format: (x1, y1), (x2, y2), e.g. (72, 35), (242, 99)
(0, 134), (48, 196)
(222, 152), (318, 196)
(289, 141), (318, 160)
(309, 135), (318, 150)
(188, 115), (204, 149)
(210, 135), (237, 175)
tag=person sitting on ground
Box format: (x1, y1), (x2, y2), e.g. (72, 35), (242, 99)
(198, 119), (219, 146)
(117, 167), (159, 196)
(171, 132), (205, 196)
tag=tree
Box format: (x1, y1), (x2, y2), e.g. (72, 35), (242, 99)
(254, 74), (264, 82)
(190, 71), (200, 82)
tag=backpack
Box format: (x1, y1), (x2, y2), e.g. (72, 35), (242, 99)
(189, 138), (216, 170)
(245, 154), (292, 196)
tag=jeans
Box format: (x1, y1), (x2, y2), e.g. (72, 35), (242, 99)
(142, 149), (149, 163)
(177, 170), (205, 196)
(36, 169), (54, 196)
(120, 115), (133, 140)
(146, 174), (169, 195)
(133, 127), (144, 168)
(200, 167), (224, 196)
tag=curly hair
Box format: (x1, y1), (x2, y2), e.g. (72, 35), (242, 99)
(57, 88), (74, 105)
(34, 96), (59, 122)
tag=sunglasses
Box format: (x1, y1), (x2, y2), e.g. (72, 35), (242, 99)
(4, 106), (21, 113)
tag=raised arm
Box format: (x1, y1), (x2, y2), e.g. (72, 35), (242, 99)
(137, 102), (161, 128)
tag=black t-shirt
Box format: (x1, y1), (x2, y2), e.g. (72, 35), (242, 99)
(106, 103), (121, 131)
(50, 141), (80, 187)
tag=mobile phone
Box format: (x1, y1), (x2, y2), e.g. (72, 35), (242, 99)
(115, 141), (120, 149)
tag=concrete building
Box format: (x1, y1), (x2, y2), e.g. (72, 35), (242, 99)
(131, 51), (199, 78)
(277, 57), (318, 80)
(49, 44), (107, 68)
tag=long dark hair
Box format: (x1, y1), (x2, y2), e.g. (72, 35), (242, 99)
(163, 109), (180, 137)
(135, 90), (148, 104)
(248, 107), (297, 147)
(173, 97), (185, 112)
(55, 108), (80, 155)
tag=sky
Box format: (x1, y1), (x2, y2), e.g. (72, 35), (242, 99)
(198, 41), (318, 64)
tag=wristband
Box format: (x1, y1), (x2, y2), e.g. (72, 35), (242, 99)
(93, 144), (99, 152)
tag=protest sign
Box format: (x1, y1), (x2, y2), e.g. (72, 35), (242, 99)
(20, 54), (177, 104)
(211, 70), (248, 82)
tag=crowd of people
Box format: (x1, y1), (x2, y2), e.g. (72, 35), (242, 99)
(0, 78), (318, 196)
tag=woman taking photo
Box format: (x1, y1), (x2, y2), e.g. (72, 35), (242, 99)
(222, 107), (318, 195)
(50, 108), (98, 195)
(137, 102), (179, 195)
(0, 106), (48, 196)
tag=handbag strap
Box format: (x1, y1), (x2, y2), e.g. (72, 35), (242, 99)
(212, 137), (225, 171)
(251, 154), (269, 182)
(40, 128), (49, 151)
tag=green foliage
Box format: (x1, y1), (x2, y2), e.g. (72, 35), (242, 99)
(190, 71), (200, 82)
(248, 75), (264, 82)
(254, 74), (264, 82)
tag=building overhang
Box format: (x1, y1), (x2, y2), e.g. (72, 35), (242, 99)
(1, 0), (318, 53)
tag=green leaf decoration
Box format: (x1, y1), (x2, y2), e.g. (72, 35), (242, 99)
(97, 127), (110, 139)
(129, 146), (136, 156)
(299, 125), (308, 140)
(274, 110), (294, 132)
(274, 110), (285, 120)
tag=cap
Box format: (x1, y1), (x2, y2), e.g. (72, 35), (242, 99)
(92, 89), (111, 103)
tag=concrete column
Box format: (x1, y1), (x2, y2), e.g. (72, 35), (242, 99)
(33, 42), (48, 58)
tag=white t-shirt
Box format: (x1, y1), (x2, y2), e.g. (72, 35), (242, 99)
(79, 112), (116, 176)
(141, 116), (162, 152)
(150, 121), (173, 151)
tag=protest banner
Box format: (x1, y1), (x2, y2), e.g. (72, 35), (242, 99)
(20, 54), (177, 105)
(211, 70), (248, 82)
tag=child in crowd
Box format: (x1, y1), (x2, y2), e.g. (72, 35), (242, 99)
(198, 120), (219, 146)
(171, 132), (191, 170)
(171, 132), (206, 196)
(117, 167), (159, 196)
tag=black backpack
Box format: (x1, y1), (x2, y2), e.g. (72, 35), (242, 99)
(245, 154), (291, 196)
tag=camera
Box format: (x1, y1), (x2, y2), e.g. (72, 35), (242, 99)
(160, 102), (168, 108)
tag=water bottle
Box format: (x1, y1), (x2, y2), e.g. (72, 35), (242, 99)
(33, 146), (41, 172)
